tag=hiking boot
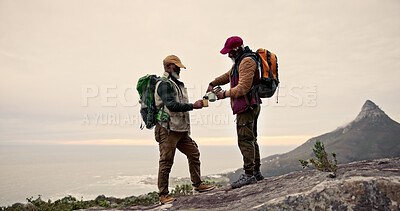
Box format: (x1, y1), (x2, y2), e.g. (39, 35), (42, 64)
(231, 174), (257, 189)
(159, 194), (176, 204)
(195, 183), (216, 192)
(254, 171), (264, 181)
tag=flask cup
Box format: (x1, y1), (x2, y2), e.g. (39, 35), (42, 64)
(208, 92), (217, 102)
(202, 96), (209, 107)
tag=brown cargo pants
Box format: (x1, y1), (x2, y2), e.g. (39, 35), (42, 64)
(154, 123), (202, 196)
(236, 105), (261, 175)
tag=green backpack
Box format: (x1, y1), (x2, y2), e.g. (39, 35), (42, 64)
(136, 74), (171, 129)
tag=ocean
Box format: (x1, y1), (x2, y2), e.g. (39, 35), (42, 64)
(0, 145), (297, 207)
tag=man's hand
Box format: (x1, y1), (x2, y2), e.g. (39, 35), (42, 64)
(206, 84), (214, 93)
(193, 99), (204, 109)
(216, 91), (226, 100)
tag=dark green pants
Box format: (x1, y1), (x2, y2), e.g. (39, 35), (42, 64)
(154, 123), (202, 196)
(236, 105), (261, 175)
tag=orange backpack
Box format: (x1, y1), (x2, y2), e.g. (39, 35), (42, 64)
(255, 48), (279, 99)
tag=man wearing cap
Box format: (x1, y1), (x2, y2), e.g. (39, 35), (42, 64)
(207, 36), (264, 189)
(155, 55), (215, 204)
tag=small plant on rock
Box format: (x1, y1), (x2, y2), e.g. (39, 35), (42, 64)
(203, 180), (223, 188)
(170, 184), (193, 197)
(299, 140), (338, 178)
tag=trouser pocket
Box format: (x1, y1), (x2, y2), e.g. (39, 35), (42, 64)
(237, 109), (255, 141)
(237, 110), (257, 173)
(155, 123), (169, 143)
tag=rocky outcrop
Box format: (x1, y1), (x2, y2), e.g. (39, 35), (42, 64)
(85, 157), (400, 210)
(167, 158), (400, 211)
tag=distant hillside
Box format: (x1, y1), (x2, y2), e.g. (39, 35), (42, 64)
(227, 100), (400, 181)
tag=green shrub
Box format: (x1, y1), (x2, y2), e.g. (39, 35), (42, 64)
(0, 180), (224, 210)
(299, 140), (338, 177)
(203, 180), (223, 188)
(132, 192), (159, 206)
(170, 184), (193, 197)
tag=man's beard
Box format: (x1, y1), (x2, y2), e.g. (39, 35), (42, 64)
(230, 51), (239, 64)
(171, 71), (180, 79)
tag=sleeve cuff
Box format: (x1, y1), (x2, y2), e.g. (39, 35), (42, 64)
(225, 90), (231, 98)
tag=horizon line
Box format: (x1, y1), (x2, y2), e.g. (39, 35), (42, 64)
(1, 135), (313, 146)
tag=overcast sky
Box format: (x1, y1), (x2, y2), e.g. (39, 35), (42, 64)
(1, 0), (399, 146)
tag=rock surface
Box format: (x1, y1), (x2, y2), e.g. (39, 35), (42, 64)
(85, 157), (400, 210)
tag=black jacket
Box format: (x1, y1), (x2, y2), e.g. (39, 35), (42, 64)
(157, 74), (193, 112)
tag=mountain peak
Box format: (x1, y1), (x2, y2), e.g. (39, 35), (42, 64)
(362, 100), (380, 112)
(355, 100), (387, 122)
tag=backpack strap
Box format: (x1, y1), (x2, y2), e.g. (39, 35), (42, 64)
(167, 77), (184, 100)
(159, 105), (171, 135)
(159, 75), (183, 99)
(233, 52), (258, 74)
(235, 52), (260, 110)
(155, 78), (174, 133)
